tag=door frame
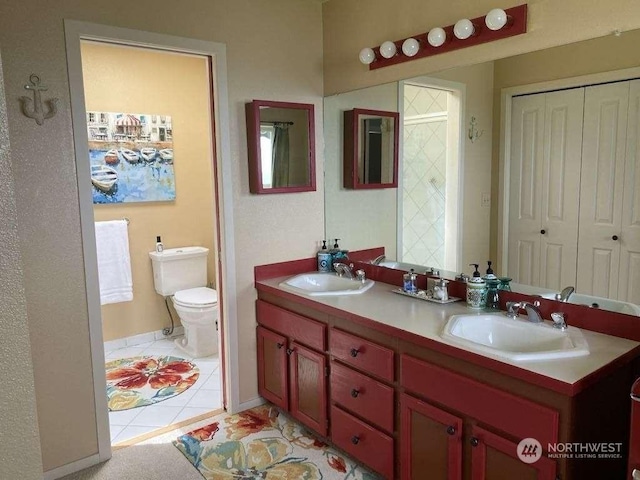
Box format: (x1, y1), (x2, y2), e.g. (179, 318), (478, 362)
(397, 77), (466, 272)
(64, 20), (239, 465)
(498, 65), (640, 274)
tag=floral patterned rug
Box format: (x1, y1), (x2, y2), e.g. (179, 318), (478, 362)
(106, 355), (199, 411)
(173, 405), (380, 479)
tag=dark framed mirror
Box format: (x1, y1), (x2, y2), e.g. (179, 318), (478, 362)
(246, 100), (316, 194)
(343, 108), (399, 189)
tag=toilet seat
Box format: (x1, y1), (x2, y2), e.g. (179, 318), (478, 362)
(173, 287), (218, 308)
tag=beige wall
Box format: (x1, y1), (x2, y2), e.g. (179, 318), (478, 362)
(323, 0), (640, 95)
(0, 0), (323, 473)
(82, 42), (216, 341)
(0, 52), (43, 480)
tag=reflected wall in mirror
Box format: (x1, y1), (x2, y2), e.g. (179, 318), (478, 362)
(343, 108), (399, 189)
(246, 100), (315, 194)
(324, 29), (640, 317)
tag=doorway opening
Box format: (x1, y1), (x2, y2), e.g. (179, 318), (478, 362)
(399, 81), (462, 272)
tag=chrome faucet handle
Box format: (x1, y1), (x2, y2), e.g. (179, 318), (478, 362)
(505, 301), (521, 318)
(551, 312), (567, 331)
(356, 269), (366, 283)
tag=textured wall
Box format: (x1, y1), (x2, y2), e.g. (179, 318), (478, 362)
(82, 42), (216, 342)
(0, 52), (43, 480)
(0, 0), (323, 473)
(323, 0), (640, 95)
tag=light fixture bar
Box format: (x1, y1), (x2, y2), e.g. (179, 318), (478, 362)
(366, 4), (527, 70)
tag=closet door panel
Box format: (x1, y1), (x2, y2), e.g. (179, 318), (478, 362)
(577, 82), (629, 298)
(540, 88), (583, 290)
(509, 95), (545, 286)
(620, 79), (640, 304)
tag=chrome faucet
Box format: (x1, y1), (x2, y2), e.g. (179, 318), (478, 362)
(371, 254), (386, 266)
(505, 300), (544, 323)
(555, 286), (575, 302)
(334, 262), (355, 279)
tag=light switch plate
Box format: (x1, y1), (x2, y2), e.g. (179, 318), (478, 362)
(481, 192), (491, 208)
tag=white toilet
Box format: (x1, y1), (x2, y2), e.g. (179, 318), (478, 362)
(149, 246), (218, 358)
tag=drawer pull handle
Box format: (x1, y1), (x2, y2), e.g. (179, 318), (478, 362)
(350, 348), (360, 358)
(276, 343), (284, 349)
(446, 426), (456, 435)
(470, 437), (479, 447)
(632, 468), (640, 480)
(612, 235), (619, 241)
(286, 348), (294, 355)
(351, 388), (360, 398)
(351, 435), (360, 445)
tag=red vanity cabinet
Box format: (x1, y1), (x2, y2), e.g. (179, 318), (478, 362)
(256, 300), (328, 436)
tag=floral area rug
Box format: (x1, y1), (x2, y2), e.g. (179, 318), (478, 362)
(173, 404), (380, 480)
(106, 355), (199, 411)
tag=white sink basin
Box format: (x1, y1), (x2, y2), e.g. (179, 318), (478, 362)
(441, 313), (589, 362)
(280, 272), (375, 296)
(540, 292), (640, 316)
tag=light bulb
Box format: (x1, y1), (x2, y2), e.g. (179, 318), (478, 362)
(359, 47), (376, 65)
(379, 41), (397, 59)
(402, 38), (420, 57)
(427, 27), (446, 47)
(485, 8), (508, 31)
(453, 19), (475, 40)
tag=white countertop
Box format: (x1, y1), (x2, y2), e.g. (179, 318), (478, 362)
(258, 275), (640, 388)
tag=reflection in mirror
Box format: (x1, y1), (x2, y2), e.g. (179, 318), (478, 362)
(324, 29), (640, 316)
(246, 100), (315, 194)
(343, 108), (398, 188)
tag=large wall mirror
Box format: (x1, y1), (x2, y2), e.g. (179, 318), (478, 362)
(343, 108), (399, 189)
(324, 29), (640, 317)
(246, 100), (315, 194)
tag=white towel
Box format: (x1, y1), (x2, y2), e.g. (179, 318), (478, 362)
(94, 220), (133, 305)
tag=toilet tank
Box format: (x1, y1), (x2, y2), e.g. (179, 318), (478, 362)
(149, 246), (209, 296)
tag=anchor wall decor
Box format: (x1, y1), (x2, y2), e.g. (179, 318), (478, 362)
(19, 74), (58, 126)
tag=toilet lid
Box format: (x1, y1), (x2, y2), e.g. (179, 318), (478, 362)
(174, 287), (218, 307)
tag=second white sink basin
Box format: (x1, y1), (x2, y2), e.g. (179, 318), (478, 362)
(280, 272), (375, 296)
(441, 313), (589, 362)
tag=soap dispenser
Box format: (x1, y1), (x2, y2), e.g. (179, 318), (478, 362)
(483, 261), (500, 309)
(329, 239), (348, 270)
(317, 240), (332, 273)
(466, 264), (486, 309)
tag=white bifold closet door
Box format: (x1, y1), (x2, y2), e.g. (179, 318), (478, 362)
(508, 88), (584, 289)
(619, 80), (640, 305)
(577, 82), (630, 299)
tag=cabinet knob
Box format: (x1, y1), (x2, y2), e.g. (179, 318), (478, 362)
(351, 388), (360, 398)
(276, 342), (284, 349)
(446, 425), (456, 436)
(350, 348), (360, 358)
(612, 235), (619, 241)
(351, 435), (360, 445)
(470, 437), (479, 447)
(286, 348), (294, 355)
(540, 229), (546, 235)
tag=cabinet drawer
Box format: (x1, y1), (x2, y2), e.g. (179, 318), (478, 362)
(330, 328), (394, 381)
(401, 354), (559, 446)
(330, 361), (394, 433)
(331, 405), (394, 479)
(256, 300), (326, 351)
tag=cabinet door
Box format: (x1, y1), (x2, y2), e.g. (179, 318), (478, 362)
(509, 94), (545, 286)
(257, 326), (288, 410)
(289, 341), (327, 436)
(400, 393), (462, 480)
(470, 425), (556, 480)
(578, 82), (629, 298)
(620, 79), (640, 305)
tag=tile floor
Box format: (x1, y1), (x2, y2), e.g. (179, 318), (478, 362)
(105, 336), (222, 444)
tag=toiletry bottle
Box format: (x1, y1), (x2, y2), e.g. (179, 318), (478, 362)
(330, 239), (348, 269)
(155, 235), (164, 253)
(483, 261), (500, 309)
(403, 268), (418, 293)
(466, 264), (486, 308)
(317, 240), (332, 273)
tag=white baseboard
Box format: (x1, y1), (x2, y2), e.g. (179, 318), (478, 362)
(104, 326), (185, 352)
(233, 396), (266, 414)
(43, 453), (102, 480)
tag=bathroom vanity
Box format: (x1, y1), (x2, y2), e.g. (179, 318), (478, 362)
(254, 259), (640, 480)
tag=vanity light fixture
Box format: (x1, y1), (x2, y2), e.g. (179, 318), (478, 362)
(358, 4), (527, 70)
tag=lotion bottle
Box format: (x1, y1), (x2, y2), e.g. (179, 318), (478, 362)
(466, 264), (486, 308)
(155, 235), (164, 253)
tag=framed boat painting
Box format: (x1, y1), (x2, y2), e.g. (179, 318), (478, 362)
(86, 111), (176, 204)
